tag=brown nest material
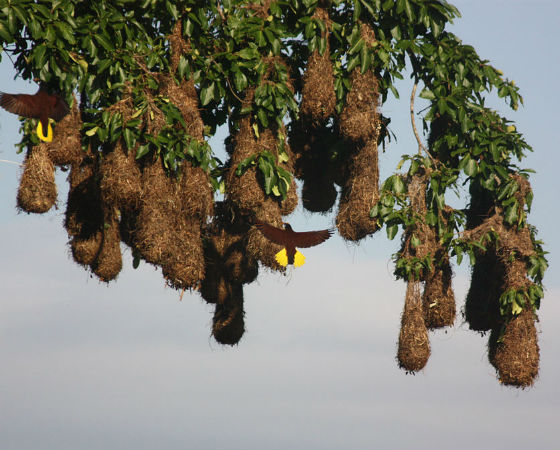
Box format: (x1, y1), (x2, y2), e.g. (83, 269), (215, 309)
(246, 201), (285, 272)
(395, 172), (438, 281)
(135, 156), (206, 289)
(99, 140), (142, 210)
(225, 113), (268, 211)
(397, 280), (431, 372)
(134, 156), (177, 265)
(70, 232), (103, 267)
(177, 159), (214, 221)
(212, 282), (245, 346)
(160, 75), (204, 140)
(161, 217), (205, 290)
(65, 154), (104, 266)
(168, 20), (189, 74)
(91, 207), (123, 282)
(422, 255), (456, 329)
(302, 171), (338, 213)
(488, 309), (539, 388)
(336, 138), (379, 241)
(339, 23), (380, 143)
(17, 144), (57, 214)
(200, 202), (258, 304)
(464, 249), (504, 332)
(46, 95), (83, 166)
(463, 212), (535, 331)
(299, 7), (335, 126)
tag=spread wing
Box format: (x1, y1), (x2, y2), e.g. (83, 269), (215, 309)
(0, 92), (40, 119)
(254, 222), (288, 245)
(50, 95), (70, 121)
(290, 229), (333, 248)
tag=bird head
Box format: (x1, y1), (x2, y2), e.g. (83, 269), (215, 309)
(283, 222), (293, 231)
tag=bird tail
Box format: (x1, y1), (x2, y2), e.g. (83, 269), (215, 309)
(36, 120), (53, 142)
(293, 250), (305, 267)
(275, 248), (288, 267)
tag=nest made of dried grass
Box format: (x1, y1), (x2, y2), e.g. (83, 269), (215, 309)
(226, 114), (268, 212)
(488, 309), (539, 388)
(463, 211), (536, 331)
(135, 156), (207, 289)
(70, 232), (103, 267)
(91, 207), (123, 282)
(99, 140), (142, 210)
(177, 159), (214, 221)
(302, 172), (338, 213)
(65, 154), (105, 266)
(336, 138), (379, 241)
(397, 280), (431, 372)
(133, 156), (176, 265)
(339, 24), (380, 143)
(299, 7), (336, 126)
(464, 249), (504, 332)
(422, 256), (456, 329)
(246, 201), (285, 272)
(161, 218), (205, 290)
(201, 202), (258, 299)
(17, 144), (57, 214)
(212, 282), (245, 345)
(46, 95), (83, 166)
(65, 155), (103, 236)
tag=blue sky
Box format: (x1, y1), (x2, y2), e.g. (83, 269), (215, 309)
(0, 2), (559, 449)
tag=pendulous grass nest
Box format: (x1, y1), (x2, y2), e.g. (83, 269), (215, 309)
(17, 144), (57, 214)
(397, 280), (431, 372)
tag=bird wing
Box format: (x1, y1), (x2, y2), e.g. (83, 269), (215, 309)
(290, 228), (333, 248)
(254, 222), (287, 245)
(0, 92), (40, 119)
(50, 95), (70, 121)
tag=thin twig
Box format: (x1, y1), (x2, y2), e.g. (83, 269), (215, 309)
(410, 82), (426, 155)
(0, 159), (22, 166)
(410, 81), (437, 165)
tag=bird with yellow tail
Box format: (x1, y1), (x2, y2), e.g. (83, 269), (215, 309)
(0, 86), (69, 142)
(255, 222), (333, 267)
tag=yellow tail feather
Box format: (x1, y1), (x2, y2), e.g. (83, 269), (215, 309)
(294, 250), (305, 267)
(37, 121), (53, 142)
(275, 248), (288, 267)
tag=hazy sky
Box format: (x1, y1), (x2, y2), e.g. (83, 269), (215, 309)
(1, 2), (559, 449)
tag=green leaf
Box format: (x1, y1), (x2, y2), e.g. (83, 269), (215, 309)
(393, 176), (405, 194)
(200, 82), (215, 106)
(386, 224), (398, 240)
(136, 144), (150, 159)
(419, 88), (435, 100)
(464, 158), (478, 177)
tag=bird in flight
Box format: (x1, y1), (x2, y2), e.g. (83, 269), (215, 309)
(255, 222), (333, 267)
(0, 87), (69, 142)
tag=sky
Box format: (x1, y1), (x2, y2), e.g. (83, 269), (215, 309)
(0, 2), (559, 449)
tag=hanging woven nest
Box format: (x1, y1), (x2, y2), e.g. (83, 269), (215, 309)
(91, 206), (123, 282)
(397, 280), (431, 372)
(299, 7), (336, 127)
(99, 140), (142, 210)
(212, 282), (245, 346)
(65, 153), (104, 266)
(17, 144), (57, 214)
(46, 94), (83, 167)
(488, 309), (539, 388)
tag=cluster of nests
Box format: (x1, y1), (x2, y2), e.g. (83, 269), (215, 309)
(14, 16), (385, 345)
(394, 167), (540, 387)
(290, 15), (381, 242)
(463, 175), (540, 387)
(13, 10), (539, 385)
(395, 171), (456, 375)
